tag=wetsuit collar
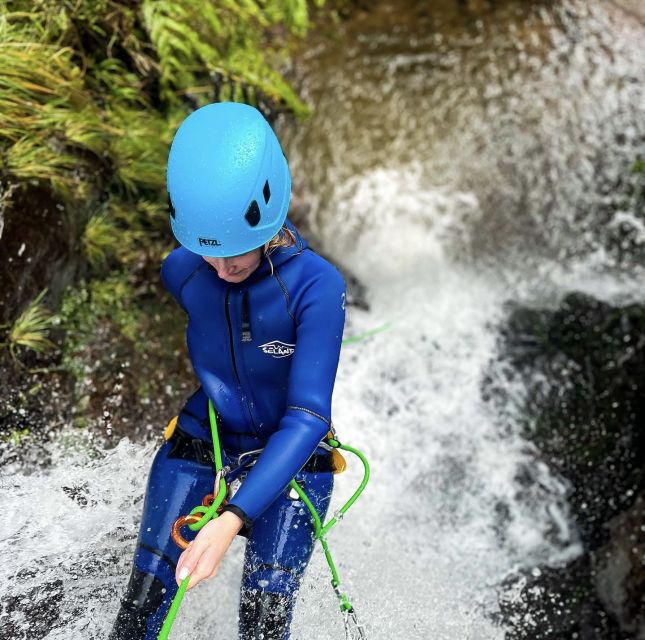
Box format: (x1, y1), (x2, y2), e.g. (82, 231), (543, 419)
(242, 217), (308, 285)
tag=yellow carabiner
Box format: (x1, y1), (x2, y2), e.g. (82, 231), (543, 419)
(164, 415), (178, 441)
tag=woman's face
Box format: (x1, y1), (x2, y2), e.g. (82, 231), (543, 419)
(202, 248), (263, 283)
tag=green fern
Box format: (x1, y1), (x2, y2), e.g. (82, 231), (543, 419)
(141, 0), (314, 114)
(2, 290), (57, 359)
(83, 213), (119, 269)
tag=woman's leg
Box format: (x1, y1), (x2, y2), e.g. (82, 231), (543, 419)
(109, 437), (215, 640)
(238, 469), (334, 640)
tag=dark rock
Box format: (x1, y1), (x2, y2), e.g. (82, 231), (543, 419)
(488, 292), (645, 638)
(0, 185), (80, 325)
(594, 491), (645, 638)
(497, 292), (645, 546)
(497, 555), (633, 640)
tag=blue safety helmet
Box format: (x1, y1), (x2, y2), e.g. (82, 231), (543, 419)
(166, 102), (292, 257)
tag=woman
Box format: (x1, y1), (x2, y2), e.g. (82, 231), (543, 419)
(110, 102), (346, 640)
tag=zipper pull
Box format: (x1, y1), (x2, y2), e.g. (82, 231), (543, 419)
(241, 290), (252, 342)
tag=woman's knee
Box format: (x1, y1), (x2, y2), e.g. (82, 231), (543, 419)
(109, 547), (177, 640)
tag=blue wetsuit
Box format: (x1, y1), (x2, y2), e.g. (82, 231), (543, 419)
(110, 219), (346, 639)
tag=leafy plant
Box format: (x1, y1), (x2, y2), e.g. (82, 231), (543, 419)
(1, 428), (30, 446)
(140, 0), (314, 115)
(0, 289), (57, 360)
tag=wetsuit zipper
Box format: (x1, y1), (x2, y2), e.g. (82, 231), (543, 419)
(224, 287), (258, 434)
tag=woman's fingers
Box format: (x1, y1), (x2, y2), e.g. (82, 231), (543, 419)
(176, 538), (222, 589)
(175, 554), (191, 586)
(186, 547), (221, 589)
(175, 538), (202, 586)
(174, 516), (239, 589)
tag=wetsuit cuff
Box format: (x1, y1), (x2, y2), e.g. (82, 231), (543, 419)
(220, 504), (253, 538)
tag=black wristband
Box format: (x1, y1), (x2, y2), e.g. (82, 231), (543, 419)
(220, 503), (253, 538)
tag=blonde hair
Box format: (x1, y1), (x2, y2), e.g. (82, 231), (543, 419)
(263, 224), (297, 275)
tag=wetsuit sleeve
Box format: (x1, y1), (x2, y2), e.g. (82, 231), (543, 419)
(160, 248), (189, 312)
(225, 264), (346, 524)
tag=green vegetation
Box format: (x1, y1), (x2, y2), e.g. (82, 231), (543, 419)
(1, 0), (326, 202)
(0, 289), (57, 361)
(1, 428), (31, 447)
(57, 271), (160, 380)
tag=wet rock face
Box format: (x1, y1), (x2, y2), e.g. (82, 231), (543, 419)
(490, 292), (645, 639)
(500, 292), (644, 545)
(594, 491), (645, 638)
(0, 186), (79, 325)
(497, 555), (633, 640)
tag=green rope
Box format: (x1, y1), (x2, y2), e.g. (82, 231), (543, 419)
(341, 321), (392, 346)
(157, 575), (189, 640)
(158, 401), (370, 638)
(186, 401), (227, 531)
(157, 400), (227, 639)
(288, 440), (370, 613)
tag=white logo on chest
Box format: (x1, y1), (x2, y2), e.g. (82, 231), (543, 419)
(258, 340), (295, 358)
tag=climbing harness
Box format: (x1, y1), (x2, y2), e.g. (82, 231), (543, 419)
(158, 399), (370, 639)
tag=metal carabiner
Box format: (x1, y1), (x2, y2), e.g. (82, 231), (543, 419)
(343, 609), (368, 640)
(236, 448), (264, 467)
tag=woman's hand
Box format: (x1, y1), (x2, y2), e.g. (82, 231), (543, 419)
(175, 510), (243, 590)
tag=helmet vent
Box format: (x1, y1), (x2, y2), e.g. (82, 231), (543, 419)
(168, 194), (176, 219)
(263, 180), (271, 204)
(245, 200), (261, 227)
